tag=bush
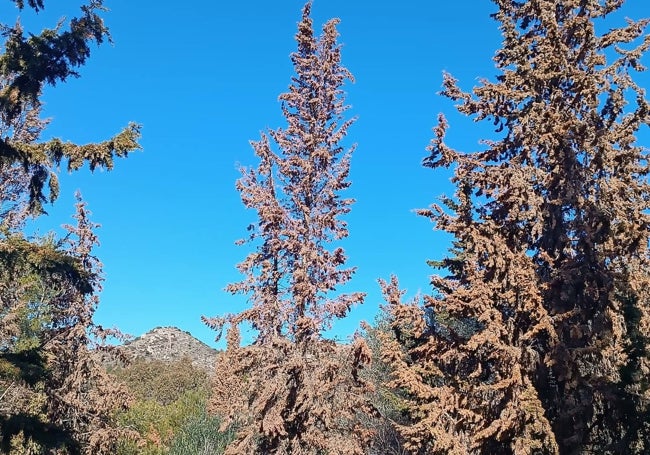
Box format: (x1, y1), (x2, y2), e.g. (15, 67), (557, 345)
(111, 356), (209, 405)
(116, 389), (209, 455)
(168, 412), (235, 455)
(111, 353), (234, 454)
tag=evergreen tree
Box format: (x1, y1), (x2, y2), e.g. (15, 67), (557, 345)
(381, 1), (650, 453)
(44, 195), (136, 454)
(0, 196), (137, 454)
(204, 3), (371, 453)
(0, 0), (141, 222)
(0, 1), (140, 452)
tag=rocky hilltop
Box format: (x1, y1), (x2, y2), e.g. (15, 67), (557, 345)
(119, 326), (219, 373)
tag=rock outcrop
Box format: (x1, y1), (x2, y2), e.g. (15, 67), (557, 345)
(119, 326), (219, 373)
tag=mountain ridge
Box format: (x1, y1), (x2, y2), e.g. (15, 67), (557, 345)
(118, 326), (219, 373)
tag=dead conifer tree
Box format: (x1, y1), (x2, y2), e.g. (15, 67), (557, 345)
(44, 194), (135, 454)
(204, 3), (371, 454)
(381, 1), (650, 453)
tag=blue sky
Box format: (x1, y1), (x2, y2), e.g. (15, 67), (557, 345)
(18, 1), (649, 347)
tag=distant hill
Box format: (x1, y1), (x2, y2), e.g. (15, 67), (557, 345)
(117, 326), (219, 373)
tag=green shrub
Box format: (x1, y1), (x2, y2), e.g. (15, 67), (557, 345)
(111, 356), (232, 454)
(111, 356), (209, 405)
(116, 389), (210, 455)
(168, 412), (235, 455)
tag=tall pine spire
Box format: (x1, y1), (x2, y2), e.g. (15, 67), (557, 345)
(205, 3), (371, 453)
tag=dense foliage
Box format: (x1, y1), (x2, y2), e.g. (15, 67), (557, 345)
(111, 357), (234, 455)
(203, 3), (373, 453)
(0, 1), (140, 453)
(379, 0), (650, 453)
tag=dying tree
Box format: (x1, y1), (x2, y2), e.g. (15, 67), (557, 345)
(358, 317), (408, 455)
(381, 0), (650, 453)
(43, 195), (136, 453)
(0, 196), (137, 454)
(204, 3), (371, 453)
(0, 1), (140, 452)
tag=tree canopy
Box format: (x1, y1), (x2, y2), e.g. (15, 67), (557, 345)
(0, 1), (140, 452)
(380, 0), (650, 453)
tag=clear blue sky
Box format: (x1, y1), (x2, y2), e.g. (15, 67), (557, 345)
(19, 1), (649, 347)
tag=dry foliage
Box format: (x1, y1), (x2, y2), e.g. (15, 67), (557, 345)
(1, 198), (137, 454)
(212, 328), (373, 454)
(380, 1), (650, 453)
(42, 197), (136, 453)
(204, 2), (372, 453)
(358, 319), (408, 455)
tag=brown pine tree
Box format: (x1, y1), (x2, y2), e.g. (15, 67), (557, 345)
(204, 3), (371, 453)
(381, 1), (650, 453)
(44, 194), (136, 454)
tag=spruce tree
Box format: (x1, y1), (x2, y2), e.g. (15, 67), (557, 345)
(205, 3), (371, 453)
(44, 194), (136, 454)
(381, 1), (650, 453)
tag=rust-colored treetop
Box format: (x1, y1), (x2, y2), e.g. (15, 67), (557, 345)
(206, 0), (364, 344)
